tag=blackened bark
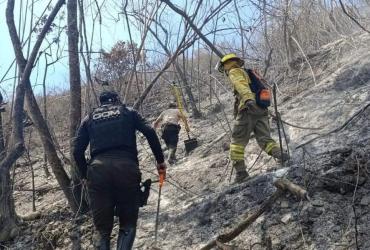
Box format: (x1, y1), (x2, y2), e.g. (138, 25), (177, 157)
(0, 114), (5, 161)
(0, 94), (18, 242)
(0, 168), (18, 241)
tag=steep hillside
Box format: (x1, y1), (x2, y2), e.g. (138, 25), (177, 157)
(5, 33), (370, 250)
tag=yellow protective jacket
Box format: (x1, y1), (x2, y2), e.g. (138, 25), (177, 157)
(228, 68), (255, 111)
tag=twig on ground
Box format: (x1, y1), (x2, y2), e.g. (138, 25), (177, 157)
(200, 178), (308, 250)
(141, 168), (199, 197)
(218, 158), (231, 183)
(200, 190), (283, 250)
(247, 149), (263, 172)
(216, 241), (236, 250)
(296, 102), (370, 149)
(228, 166), (234, 183)
(250, 242), (263, 250)
(269, 112), (324, 130)
(297, 200), (308, 249)
(352, 156), (360, 250)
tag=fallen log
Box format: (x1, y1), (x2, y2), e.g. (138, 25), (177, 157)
(273, 178), (308, 200)
(200, 178), (308, 250)
(200, 190), (283, 250)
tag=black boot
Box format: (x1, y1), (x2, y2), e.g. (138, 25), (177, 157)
(234, 170), (249, 184)
(167, 147), (177, 164)
(96, 236), (110, 250)
(231, 161), (249, 184)
(271, 148), (289, 162)
(117, 227), (136, 250)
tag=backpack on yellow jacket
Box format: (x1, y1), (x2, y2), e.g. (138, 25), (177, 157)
(245, 69), (271, 109)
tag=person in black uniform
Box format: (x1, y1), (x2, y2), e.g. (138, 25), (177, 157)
(72, 91), (166, 250)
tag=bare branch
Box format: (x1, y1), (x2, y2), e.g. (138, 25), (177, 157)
(338, 0), (370, 34)
(160, 0), (227, 58)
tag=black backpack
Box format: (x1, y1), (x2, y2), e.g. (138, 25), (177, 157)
(245, 69), (271, 108)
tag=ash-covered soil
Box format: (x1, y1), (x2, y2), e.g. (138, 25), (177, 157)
(3, 33), (370, 250)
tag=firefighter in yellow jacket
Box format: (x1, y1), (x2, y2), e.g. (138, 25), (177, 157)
(216, 54), (289, 183)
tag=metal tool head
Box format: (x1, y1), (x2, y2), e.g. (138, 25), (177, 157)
(184, 138), (198, 154)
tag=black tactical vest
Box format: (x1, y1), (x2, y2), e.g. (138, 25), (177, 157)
(87, 104), (137, 157)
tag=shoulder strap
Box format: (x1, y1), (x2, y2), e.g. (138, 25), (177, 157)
(252, 69), (268, 83)
(246, 68), (268, 85)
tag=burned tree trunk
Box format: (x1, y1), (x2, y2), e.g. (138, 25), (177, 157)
(174, 61), (201, 118)
(25, 87), (79, 212)
(1, 0), (72, 241)
(67, 0), (82, 139)
(0, 168), (18, 242)
(179, 52), (201, 118)
(67, 0), (87, 213)
(145, 25), (201, 118)
(0, 101), (5, 159)
(0, 91), (18, 242)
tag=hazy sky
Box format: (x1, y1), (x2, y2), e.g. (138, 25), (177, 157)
(0, 0), (139, 98)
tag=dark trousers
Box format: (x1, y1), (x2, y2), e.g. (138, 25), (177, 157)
(161, 123), (181, 149)
(87, 154), (141, 238)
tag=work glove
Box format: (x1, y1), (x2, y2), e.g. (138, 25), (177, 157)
(245, 99), (255, 109)
(157, 162), (167, 180)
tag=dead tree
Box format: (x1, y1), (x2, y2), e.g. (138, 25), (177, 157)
(0, 92), (5, 161)
(78, 0), (98, 108)
(177, 53), (202, 118)
(123, 2), (159, 104)
(67, 0), (81, 139)
(160, 0), (225, 58)
(1, 0), (66, 242)
(282, 0), (292, 72)
(8, 0), (79, 213)
(145, 22), (201, 118)
(134, 0), (230, 115)
(67, 0), (88, 213)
